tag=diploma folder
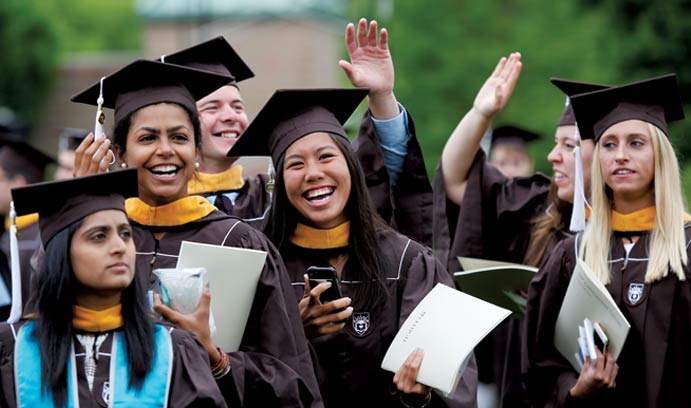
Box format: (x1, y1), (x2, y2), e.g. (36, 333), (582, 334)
(381, 284), (511, 395)
(176, 241), (267, 352)
(554, 258), (630, 372)
(453, 257), (538, 317)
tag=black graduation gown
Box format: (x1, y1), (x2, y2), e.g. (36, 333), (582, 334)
(283, 227), (478, 407)
(130, 209), (322, 407)
(352, 110), (434, 247)
(0, 321), (227, 407)
(524, 227), (691, 407)
(432, 151), (558, 407)
(0, 221), (40, 320)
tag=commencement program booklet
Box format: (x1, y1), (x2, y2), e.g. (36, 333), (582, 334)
(381, 284), (511, 395)
(177, 241), (267, 351)
(554, 258), (630, 372)
(453, 257), (538, 318)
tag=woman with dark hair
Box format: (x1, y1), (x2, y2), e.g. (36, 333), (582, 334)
(0, 169), (225, 407)
(525, 74), (691, 407)
(228, 88), (478, 407)
(71, 59), (322, 406)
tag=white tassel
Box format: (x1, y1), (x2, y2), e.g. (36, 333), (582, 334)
(7, 202), (22, 323)
(569, 123), (587, 232)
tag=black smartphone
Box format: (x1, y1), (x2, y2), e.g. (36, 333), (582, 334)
(593, 322), (608, 355)
(307, 266), (343, 303)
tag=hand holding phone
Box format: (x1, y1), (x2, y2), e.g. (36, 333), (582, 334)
(307, 266), (344, 303)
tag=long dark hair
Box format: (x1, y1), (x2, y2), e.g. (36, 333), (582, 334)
(33, 218), (155, 407)
(112, 102), (202, 153)
(265, 134), (390, 311)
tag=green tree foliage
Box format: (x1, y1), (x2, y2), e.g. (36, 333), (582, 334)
(0, 0), (59, 124)
(33, 0), (141, 53)
(347, 0), (691, 185)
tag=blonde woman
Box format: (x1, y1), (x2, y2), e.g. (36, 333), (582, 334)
(524, 74), (691, 407)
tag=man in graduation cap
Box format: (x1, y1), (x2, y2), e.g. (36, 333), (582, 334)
(0, 134), (54, 319)
(487, 125), (540, 178)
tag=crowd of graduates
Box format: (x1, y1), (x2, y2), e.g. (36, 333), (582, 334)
(0, 17), (688, 408)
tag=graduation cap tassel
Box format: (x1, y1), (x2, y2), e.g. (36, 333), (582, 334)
(94, 76), (106, 140)
(569, 123), (587, 233)
(7, 202), (22, 323)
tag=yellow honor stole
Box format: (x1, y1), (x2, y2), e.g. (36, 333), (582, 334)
(289, 222), (350, 249)
(611, 206), (691, 232)
(73, 304), (124, 332)
(126, 196), (216, 227)
(187, 165), (245, 195)
(4, 213), (39, 231)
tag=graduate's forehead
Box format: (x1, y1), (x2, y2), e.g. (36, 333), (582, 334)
(554, 125), (577, 142)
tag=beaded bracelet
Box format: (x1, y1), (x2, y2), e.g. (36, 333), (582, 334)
(211, 346), (231, 379)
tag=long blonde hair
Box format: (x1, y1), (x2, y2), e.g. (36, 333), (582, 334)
(580, 123), (687, 284)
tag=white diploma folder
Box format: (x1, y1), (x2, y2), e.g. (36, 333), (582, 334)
(381, 283), (511, 395)
(454, 257), (537, 317)
(554, 258), (630, 372)
(176, 241), (267, 352)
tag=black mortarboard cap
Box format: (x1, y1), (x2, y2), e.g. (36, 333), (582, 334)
(227, 88), (368, 163)
(570, 74), (684, 141)
(0, 135), (55, 182)
(490, 125), (540, 148)
(58, 128), (89, 151)
(70, 59), (233, 125)
(551, 78), (610, 127)
(11, 169), (138, 246)
(159, 36), (254, 87)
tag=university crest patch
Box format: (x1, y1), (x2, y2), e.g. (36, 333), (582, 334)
(352, 312), (370, 336)
(627, 282), (645, 306)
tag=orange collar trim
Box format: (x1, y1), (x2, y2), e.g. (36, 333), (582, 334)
(73, 304), (123, 332)
(126, 196), (216, 227)
(290, 222), (350, 249)
(188, 165), (245, 195)
(4, 213), (39, 231)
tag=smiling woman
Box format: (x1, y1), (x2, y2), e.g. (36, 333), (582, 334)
(0, 170), (226, 407)
(70, 59), (323, 406)
(228, 88), (478, 407)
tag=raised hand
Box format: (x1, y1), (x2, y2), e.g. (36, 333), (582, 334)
(473, 52), (523, 119)
(339, 18), (398, 119)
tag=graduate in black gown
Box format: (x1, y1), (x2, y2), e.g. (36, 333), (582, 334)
(433, 53), (610, 407)
(0, 136), (54, 319)
(524, 74), (691, 407)
(0, 169), (226, 407)
(71, 59), (322, 406)
(229, 88), (478, 407)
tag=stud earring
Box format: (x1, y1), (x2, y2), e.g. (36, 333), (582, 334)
(120, 162), (127, 168)
(195, 161), (200, 169)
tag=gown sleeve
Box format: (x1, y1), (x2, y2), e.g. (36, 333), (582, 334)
(215, 227), (323, 407)
(168, 328), (228, 408)
(523, 238), (581, 407)
(353, 109), (434, 247)
(0, 323), (18, 408)
(398, 243), (479, 408)
(433, 151), (551, 270)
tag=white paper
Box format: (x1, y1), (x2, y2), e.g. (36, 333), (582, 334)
(554, 258), (630, 372)
(176, 241), (267, 352)
(381, 284), (511, 395)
